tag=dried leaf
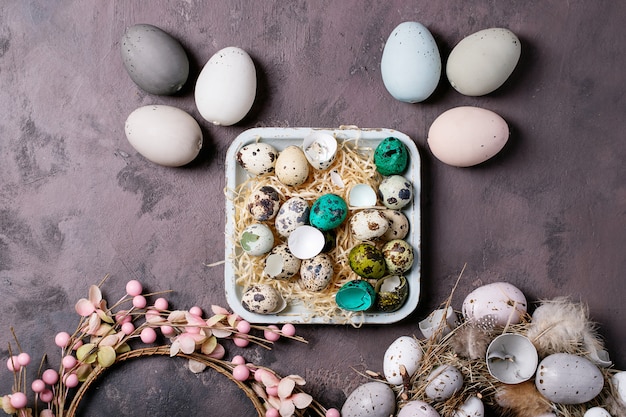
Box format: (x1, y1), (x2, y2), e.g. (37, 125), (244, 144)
(200, 336), (218, 355)
(75, 298), (95, 317)
(291, 392), (313, 409)
(76, 343), (97, 363)
(188, 359), (206, 373)
(97, 346), (116, 367)
(278, 377), (296, 400)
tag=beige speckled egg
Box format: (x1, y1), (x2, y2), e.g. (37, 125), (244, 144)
(382, 239), (414, 274)
(462, 282), (527, 328)
(275, 146), (310, 186)
(241, 284), (283, 314)
(247, 186), (281, 221)
(350, 209), (389, 241)
(380, 210), (410, 241)
(300, 253), (334, 291)
(383, 336), (423, 385)
(427, 106), (509, 167)
(263, 244), (301, 280)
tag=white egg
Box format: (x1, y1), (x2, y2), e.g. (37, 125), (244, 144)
(424, 365), (463, 401)
(381, 21), (441, 103)
(452, 396), (484, 417)
(341, 381), (396, 417)
(612, 371), (626, 404)
(195, 46), (256, 126)
(383, 335), (423, 385)
(397, 400), (440, 417)
(462, 282), (527, 328)
(584, 408), (612, 417)
(124, 105), (202, 167)
(239, 223), (274, 256)
(535, 353), (604, 404)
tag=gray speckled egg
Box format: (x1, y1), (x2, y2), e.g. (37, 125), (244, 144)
(274, 197), (310, 238)
(341, 381), (396, 417)
(247, 186), (281, 221)
(380, 210), (410, 241)
(535, 353), (604, 404)
(263, 244), (301, 280)
(378, 175), (413, 210)
(300, 253), (334, 291)
(382, 239), (414, 274)
(241, 284), (282, 314)
(425, 365), (464, 401)
(349, 209), (389, 241)
(236, 143), (279, 176)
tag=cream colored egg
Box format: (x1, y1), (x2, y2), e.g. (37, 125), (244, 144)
(275, 146), (310, 186)
(447, 28), (521, 96)
(124, 105), (202, 167)
(427, 106), (509, 167)
(195, 46), (256, 126)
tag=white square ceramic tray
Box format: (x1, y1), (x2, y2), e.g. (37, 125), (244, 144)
(224, 127), (421, 324)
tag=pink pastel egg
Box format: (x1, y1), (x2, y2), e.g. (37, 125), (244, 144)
(236, 320), (251, 334)
(281, 323), (296, 337)
(189, 306), (203, 317)
(17, 353), (31, 366)
(264, 325), (281, 342)
(63, 373), (79, 388)
(6, 356), (20, 372)
(121, 322), (135, 335)
(266, 408), (280, 417)
(232, 355), (246, 365)
(234, 335), (249, 347)
(31, 379), (46, 393)
(39, 389), (53, 403)
(62, 355), (77, 369)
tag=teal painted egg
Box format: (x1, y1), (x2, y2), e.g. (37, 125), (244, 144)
(335, 280), (376, 311)
(348, 243), (386, 279)
(374, 137), (409, 176)
(310, 194), (348, 231)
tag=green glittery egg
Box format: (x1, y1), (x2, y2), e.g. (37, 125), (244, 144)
(375, 275), (408, 312)
(310, 194), (348, 231)
(348, 243), (386, 279)
(374, 137), (409, 176)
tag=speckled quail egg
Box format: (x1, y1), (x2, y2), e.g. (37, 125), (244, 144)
(239, 223), (274, 256)
(374, 137), (409, 176)
(241, 284), (285, 314)
(350, 209), (389, 241)
(425, 365), (464, 401)
(300, 253), (334, 291)
(247, 186), (281, 221)
(378, 175), (413, 210)
(236, 142), (279, 176)
(382, 239), (414, 274)
(348, 243), (386, 280)
(274, 197), (310, 238)
(310, 194), (348, 231)
(263, 244), (301, 280)
(380, 210), (410, 241)
(375, 275), (408, 312)
(275, 145), (310, 186)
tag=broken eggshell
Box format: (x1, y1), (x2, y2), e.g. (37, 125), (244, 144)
(240, 284), (286, 315)
(302, 131), (337, 170)
(287, 225), (325, 259)
(375, 275), (408, 312)
(419, 306), (458, 340)
(462, 282), (527, 328)
(335, 279), (376, 311)
(263, 244), (301, 280)
(486, 333), (538, 384)
(349, 184), (378, 207)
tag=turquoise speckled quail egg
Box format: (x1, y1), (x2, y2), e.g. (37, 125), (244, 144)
(236, 142), (279, 176)
(263, 244), (301, 280)
(341, 381), (396, 417)
(239, 223), (274, 256)
(397, 401), (441, 417)
(380, 210), (410, 241)
(425, 365), (464, 401)
(378, 175), (413, 210)
(350, 209), (389, 241)
(275, 197), (310, 238)
(382, 239), (414, 274)
(247, 186), (281, 221)
(240, 284), (285, 314)
(310, 194), (348, 231)
(299, 253), (334, 291)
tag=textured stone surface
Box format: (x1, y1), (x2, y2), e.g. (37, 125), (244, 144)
(0, 1), (625, 416)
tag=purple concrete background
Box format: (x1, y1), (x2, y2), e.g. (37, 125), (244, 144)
(1, 1), (624, 416)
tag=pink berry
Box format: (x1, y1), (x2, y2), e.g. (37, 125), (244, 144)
(154, 297), (168, 310)
(160, 325), (174, 336)
(140, 327), (157, 344)
(232, 364), (250, 381)
(232, 355), (246, 365)
(281, 323), (296, 337)
(62, 355), (77, 369)
(132, 295), (147, 309)
(115, 312), (132, 324)
(326, 408), (340, 417)
(264, 325), (281, 342)
(236, 320), (251, 334)
(125, 280), (143, 296)
(233, 335), (249, 347)
(121, 322), (135, 335)
(42, 369), (59, 385)
(266, 385), (278, 397)
(39, 389), (53, 403)
(189, 306), (203, 317)
(31, 379), (46, 393)
(6, 356), (20, 372)
(55, 331), (71, 348)
(10, 392), (27, 409)
(266, 408), (280, 417)
(17, 353), (31, 366)
(63, 373), (79, 388)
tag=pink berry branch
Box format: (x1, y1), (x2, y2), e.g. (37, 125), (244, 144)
(1, 277), (340, 417)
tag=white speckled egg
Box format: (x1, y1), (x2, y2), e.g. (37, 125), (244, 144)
(241, 284), (283, 314)
(425, 365), (464, 401)
(263, 244), (301, 280)
(378, 175), (413, 210)
(380, 210), (409, 241)
(350, 209), (389, 241)
(275, 146), (310, 186)
(383, 336), (423, 385)
(462, 282), (527, 328)
(124, 105), (202, 167)
(584, 408), (612, 417)
(381, 21), (441, 103)
(535, 353), (604, 405)
(427, 106), (509, 167)
(300, 253), (334, 291)
(382, 239), (414, 274)
(275, 197), (310, 238)
(239, 223), (274, 256)
(195, 46), (256, 126)
(613, 371), (626, 404)
(447, 28), (521, 96)
(397, 400), (440, 417)
(341, 381), (396, 417)
(247, 186), (281, 221)
(236, 143), (279, 176)
(452, 396), (484, 417)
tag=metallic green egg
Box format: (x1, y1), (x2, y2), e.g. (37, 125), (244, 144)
(348, 243), (386, 280)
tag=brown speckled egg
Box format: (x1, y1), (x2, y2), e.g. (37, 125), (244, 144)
(241, 284), (282, 314)
(380, 210), (409, 241)
(349, 209), (389, 241)
(300, 253), (334, 291)
(382, 239), (414, 274)
(247, 186), (281, 221)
